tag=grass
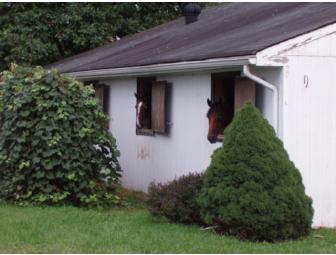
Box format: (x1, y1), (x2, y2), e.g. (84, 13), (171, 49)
(0, 203), (336, 253)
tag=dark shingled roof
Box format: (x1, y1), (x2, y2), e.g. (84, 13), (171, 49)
(48, 2), (336, 73)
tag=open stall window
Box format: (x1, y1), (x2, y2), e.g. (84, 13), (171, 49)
(84, 80), (110, 128)
(210, 72), (256, 141)
(83, 80), (110, 114)
(94, 83), (110, 114)
(135, 77), (167, 136)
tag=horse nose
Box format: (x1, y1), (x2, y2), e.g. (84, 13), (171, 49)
(207, 135), (217, 144)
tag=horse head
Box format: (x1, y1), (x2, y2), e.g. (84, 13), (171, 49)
(135, 92), (150, 129)
(206, 98), (229, 143)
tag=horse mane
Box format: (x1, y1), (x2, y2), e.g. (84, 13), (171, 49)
(136, 95), (151, 129)
(206, 100), (231, 117)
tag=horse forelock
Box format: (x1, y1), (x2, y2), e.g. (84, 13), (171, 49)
(207, 103), (226, 118)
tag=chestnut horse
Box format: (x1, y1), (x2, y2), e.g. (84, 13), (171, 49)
(135, 93), (151, 129)
(206, 98), (233, 143)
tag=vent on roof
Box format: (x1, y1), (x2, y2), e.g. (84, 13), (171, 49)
(183, 3), (201, 24)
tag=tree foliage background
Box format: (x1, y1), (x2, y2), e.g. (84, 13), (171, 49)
(0, 2), (187, 71)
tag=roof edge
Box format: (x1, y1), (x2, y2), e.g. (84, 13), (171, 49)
(256, 22), (336, 66)
(62, 56), (256, 80)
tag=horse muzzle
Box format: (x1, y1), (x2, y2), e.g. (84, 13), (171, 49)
(207, 135), (217, 144)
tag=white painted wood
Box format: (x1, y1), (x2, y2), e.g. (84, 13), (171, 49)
(253, 28), (336, 227)
(282, 56), (336, 228)
(107, 73), (220, 192)
(256, 23), (336, 66)
(279, 29), (336, 227)
(68, 56), (255, 80)
(250, 66), (284, 138)
(106, 71), (275, 192)
(280, 32), (336, 57)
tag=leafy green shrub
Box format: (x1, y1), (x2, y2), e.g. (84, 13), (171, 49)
(148, 172), (204, 225)
(198, 103), (313, 241)
(0, 65), (122, 207)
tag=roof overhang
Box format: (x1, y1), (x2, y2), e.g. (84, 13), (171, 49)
(63, 55), (256, 80)
(256, 22), (336, 66)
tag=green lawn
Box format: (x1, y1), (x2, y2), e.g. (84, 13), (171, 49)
(0, 203), (336, 253)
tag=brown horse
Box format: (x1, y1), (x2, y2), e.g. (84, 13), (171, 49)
(207, 98), (233, 143)
(135, 93), (151, 129)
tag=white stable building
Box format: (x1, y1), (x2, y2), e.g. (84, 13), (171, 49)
(48, 3), (336, 227)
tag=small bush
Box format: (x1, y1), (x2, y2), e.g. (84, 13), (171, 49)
(198, 103), (313, 241)
(0, 65), (122, 207)
(148, 172), (204, 225)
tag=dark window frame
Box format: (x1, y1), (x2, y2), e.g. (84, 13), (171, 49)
(210, 72), (239, 141)
(84, 80), (110, 129)
(135, 77), (168, 136)
(136, 77), (156, 136)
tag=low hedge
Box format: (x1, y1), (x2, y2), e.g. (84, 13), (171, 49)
(148, 172), (204, 225)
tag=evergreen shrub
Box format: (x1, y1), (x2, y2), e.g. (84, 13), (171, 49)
(0, 65), (121, 207)
(148, 172), (204, 225)
(198, 103), (313, 241)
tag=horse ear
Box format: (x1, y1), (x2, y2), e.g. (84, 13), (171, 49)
(207, 98), (212, 107)
(134, 92), (138, 99)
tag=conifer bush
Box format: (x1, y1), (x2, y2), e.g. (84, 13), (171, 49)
(198, 103), (313, 241)
(148, 172), (204, 225)
(0, 65), (122, 207)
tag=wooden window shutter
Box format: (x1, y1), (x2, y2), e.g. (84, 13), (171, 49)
(234, 77), (256, 112)
(151, 81), (166, 133)
(94, 84), (110, 113)
(102, 85), (110, 114)
(93, 84), (110, 129)
(94, 84), (105, 105)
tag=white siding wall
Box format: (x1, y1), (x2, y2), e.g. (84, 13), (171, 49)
(283, 56), (336, 227)
(280, 32), (336, 227)
(107, 73), (219, 192)
(251, 66), (284, 138)
(280, 32), (336, 57)
(105, 70), (278, 192)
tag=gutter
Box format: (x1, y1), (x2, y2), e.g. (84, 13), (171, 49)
(241, 65), (278, 134)
(65, 56), (256, 80)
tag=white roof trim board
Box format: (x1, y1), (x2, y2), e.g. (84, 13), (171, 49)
(67, 56), (256, 80)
